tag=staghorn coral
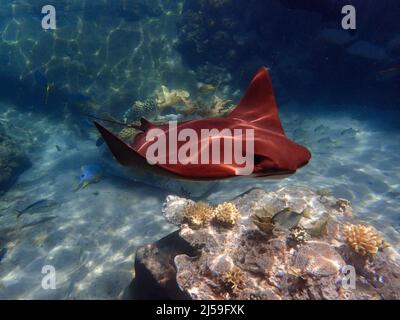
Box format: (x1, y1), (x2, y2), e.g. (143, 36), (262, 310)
(343, 224), (383, 256)
(183, 201), (215, 228)
(212, 202), (240, 227)
(221, 267), (245, 292)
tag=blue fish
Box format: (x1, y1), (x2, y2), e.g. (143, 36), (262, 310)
(15, 199), (60, 218)
(76, 164), (103, 190)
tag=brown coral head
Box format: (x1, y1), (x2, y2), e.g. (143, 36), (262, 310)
(212, 202), (241, 227)
(343, 224), (382, 256)
(183, 201), (214, 228)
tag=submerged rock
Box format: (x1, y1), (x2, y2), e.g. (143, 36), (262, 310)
(0, 125), (31, 194)
(124, 231), (195, 300)
(133, 186), (400, 300)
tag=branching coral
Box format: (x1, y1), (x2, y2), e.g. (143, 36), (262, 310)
(222, 267), (245, 292)
(183, 201), (215, 228)
(343, 224), (383, 256)
(155, 85), (190, 109)
(154, 84), (234, 118)
(213, 202), (240, 227)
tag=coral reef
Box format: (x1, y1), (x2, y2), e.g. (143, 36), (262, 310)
(176, 96), (233, 118)
(343, 224), (383, 257)
(181, 201), (240, 229)
(213, 202), (240, 227)
(182, 201), (214, 229)
(158, 186), (400, 299)
(0, 125), (31, 194)
(154, 86), (234, 118)
(221, 267), (245, 293)
(120, 84), (235, 125)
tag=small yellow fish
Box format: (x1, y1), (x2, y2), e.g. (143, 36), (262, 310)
(287, 266), (304, 278)
(198, 84), (217, 94)
(301, 207), (314, 219)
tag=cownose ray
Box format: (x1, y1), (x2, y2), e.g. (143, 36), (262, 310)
(94, 67), (311, 181)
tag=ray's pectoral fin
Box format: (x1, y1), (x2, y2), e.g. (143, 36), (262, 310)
(94, 121), (149, 168)
(93, 121), (177, 178)
(227, 67), (285, 135)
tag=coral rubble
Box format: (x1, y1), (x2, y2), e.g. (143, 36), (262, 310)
(157, 186), (400, 300)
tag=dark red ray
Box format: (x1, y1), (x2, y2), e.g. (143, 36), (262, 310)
(95, 67), (311, 180)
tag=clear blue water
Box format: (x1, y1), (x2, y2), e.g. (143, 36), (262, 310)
(0, 0), (399, 299)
